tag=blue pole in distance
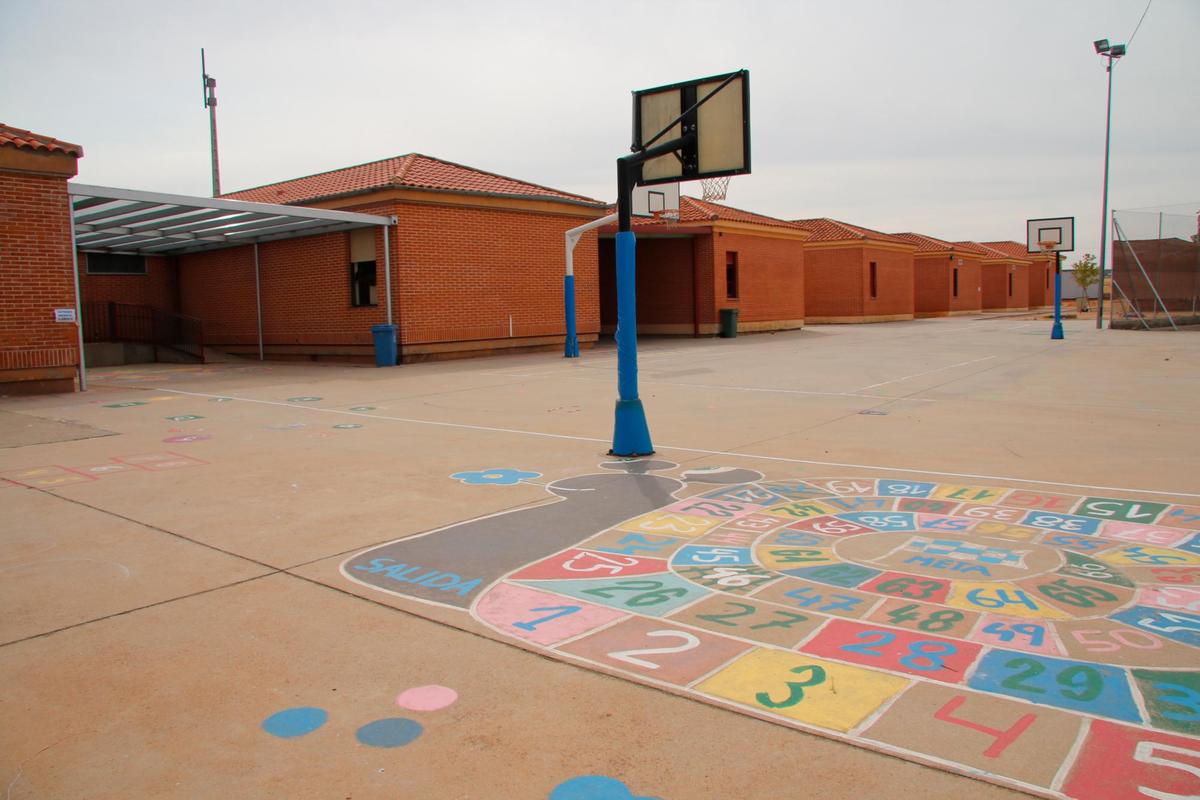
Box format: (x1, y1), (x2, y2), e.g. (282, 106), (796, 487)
(564, 274), (579, 357)
(611, 229), (653, 455)
(1051, 251), (1064, 340)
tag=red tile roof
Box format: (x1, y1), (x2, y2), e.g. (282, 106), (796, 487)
(222, 153), (602, 206)
(626, 196), (805, 231)
(963, 241), (1032, 261)
(792, 218), (911, 245)
(0, 123), (83, 157)
(892, 232), (988, 256)
(982, 240), (1049, 259)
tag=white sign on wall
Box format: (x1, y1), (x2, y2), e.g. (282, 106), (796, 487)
(54, 308), (77, 322)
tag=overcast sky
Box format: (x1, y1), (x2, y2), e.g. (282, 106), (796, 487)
(2, 0), (1196, 261)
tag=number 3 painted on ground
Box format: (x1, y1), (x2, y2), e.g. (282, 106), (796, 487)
(755, 665), (827, 709)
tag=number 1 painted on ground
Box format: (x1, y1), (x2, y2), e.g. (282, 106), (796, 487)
(513, 605), (582, 631)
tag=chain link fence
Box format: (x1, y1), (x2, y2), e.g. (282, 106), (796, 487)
(1109, 207), (1200, 329)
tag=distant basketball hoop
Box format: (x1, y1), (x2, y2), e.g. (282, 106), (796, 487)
(701, 175), (730, 202)
(1039, 239), (1058, 253)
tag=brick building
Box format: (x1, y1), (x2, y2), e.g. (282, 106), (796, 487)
(81, 154), (608, 363)
(791, 219), (916, 323)
(982, 240), (1055, 309)
(891, 233), (984, 317)
(969, 241), (1031, 311)
(0, 125), (83, 394)
(597, 198), (808, 336)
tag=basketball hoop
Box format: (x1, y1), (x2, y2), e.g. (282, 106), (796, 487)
(1039, 239), (1058, 253)
(701, 175), (730, 202)
(654, 209), (680, 222)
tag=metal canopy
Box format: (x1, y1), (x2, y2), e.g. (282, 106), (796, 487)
(68, 183), (394, 256)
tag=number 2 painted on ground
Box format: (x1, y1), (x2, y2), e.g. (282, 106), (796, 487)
(607, 630), (701, 670)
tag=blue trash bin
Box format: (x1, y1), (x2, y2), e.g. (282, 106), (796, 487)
(371, 324), (397, 367)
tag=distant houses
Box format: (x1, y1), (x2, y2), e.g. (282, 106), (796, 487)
(4, 120), (1087, 396)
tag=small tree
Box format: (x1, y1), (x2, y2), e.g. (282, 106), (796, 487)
(1071, 253), (1099, 312)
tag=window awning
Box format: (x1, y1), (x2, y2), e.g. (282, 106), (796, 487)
(68, 183), (394, 256)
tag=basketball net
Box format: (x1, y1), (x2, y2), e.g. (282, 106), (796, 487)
(1039, 239), (1058, 253)
(701, 175), (730, 202)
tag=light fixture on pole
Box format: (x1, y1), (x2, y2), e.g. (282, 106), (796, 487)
(1093, 38), (1125, 329)
(201, 48), (221, 197)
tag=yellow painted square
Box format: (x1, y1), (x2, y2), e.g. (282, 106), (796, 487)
(755, 546), (837, 570)
(760, 500), (839, 520)
(614, 511), (719, 539)
(931, 484), (1009, 504)
(945, 581), (1070, 619)
(1098, 545), (1200, 566)
(696, 648), (909, 732)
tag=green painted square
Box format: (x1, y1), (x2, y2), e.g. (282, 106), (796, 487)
(1076, 497), (1168, 524)
(1131, 669), (1200, 735)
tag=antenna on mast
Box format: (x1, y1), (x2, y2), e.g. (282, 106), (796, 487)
(201, 48), (221, 197)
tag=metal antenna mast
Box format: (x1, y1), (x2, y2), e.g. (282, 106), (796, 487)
(201, 48), (221, 197)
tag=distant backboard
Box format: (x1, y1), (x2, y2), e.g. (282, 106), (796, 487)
(632, 183), (680, 218)
(1027, 217), (1075, 253)
(633, 70), (751, 187)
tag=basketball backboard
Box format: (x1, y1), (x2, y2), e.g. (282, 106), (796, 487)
(633, 70), (750, 187)
(1026, 217), (1075, 253)
(632, 183), (680, 218)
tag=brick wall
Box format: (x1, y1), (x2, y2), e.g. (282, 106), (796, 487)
(600, 237), (696, 331)
(862, 245), (914, 319)
(982, 261), (1030, 310)
(913, 254), (951, 316)
(79, 256), (178, 311)
(178, 198), (600, 359)
(804, 245), (865, 319)
(950, 255), (984, 313)
(1027, 258), (1051, 308)
(0, 169), (79, 391)
(599, 230), (803, 335)
(805, 243), (913, 322)
(714, 232), (804, 327)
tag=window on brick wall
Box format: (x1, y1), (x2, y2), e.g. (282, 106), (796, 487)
(1008, 272), (1013, 297)
(86, 253), (146, 275)
(953, 268), (959, 298)
(869, 261), (878, 299)
(1046, 268), (1050, 289)
(349, 228), (377, 307)
(725, 252), (739, 298)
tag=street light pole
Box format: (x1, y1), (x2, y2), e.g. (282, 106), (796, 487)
(1094, 39), (1125, 329)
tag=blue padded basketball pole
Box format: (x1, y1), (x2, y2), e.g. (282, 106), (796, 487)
(611, 136), (693, 456)
(1051, 251), (1064, 340)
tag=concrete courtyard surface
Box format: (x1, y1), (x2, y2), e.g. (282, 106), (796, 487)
(1, 316), (1198, 799)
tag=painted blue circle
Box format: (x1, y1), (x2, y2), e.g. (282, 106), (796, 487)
(550, 775), (656, 800)
(261, 706), (328, 738)
(355, 717), (423, 748)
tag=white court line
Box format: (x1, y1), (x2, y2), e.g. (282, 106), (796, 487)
(152, 387), (1200, 499)
(855, 355), (997, 391)
(565, 374), (935, 403)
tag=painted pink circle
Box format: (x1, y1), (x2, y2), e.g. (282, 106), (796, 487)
(395, 685), (457, 712)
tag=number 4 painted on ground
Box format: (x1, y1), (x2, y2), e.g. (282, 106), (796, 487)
(933, 695), (1037, 757)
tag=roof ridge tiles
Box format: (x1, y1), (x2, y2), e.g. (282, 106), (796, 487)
(0, 123), (84, 157)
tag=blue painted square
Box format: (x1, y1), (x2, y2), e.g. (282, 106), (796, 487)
(1110, 606), (1200, 647)
(968, 650), (1141, 722)
(782, 563), (880, 588)
(671, 545), (755, 567)
(1178, 533), (1200, 557)
(877, 480), (936, 498)
(838, 512), (917, 532)
(1020, 511), (1101, 535)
